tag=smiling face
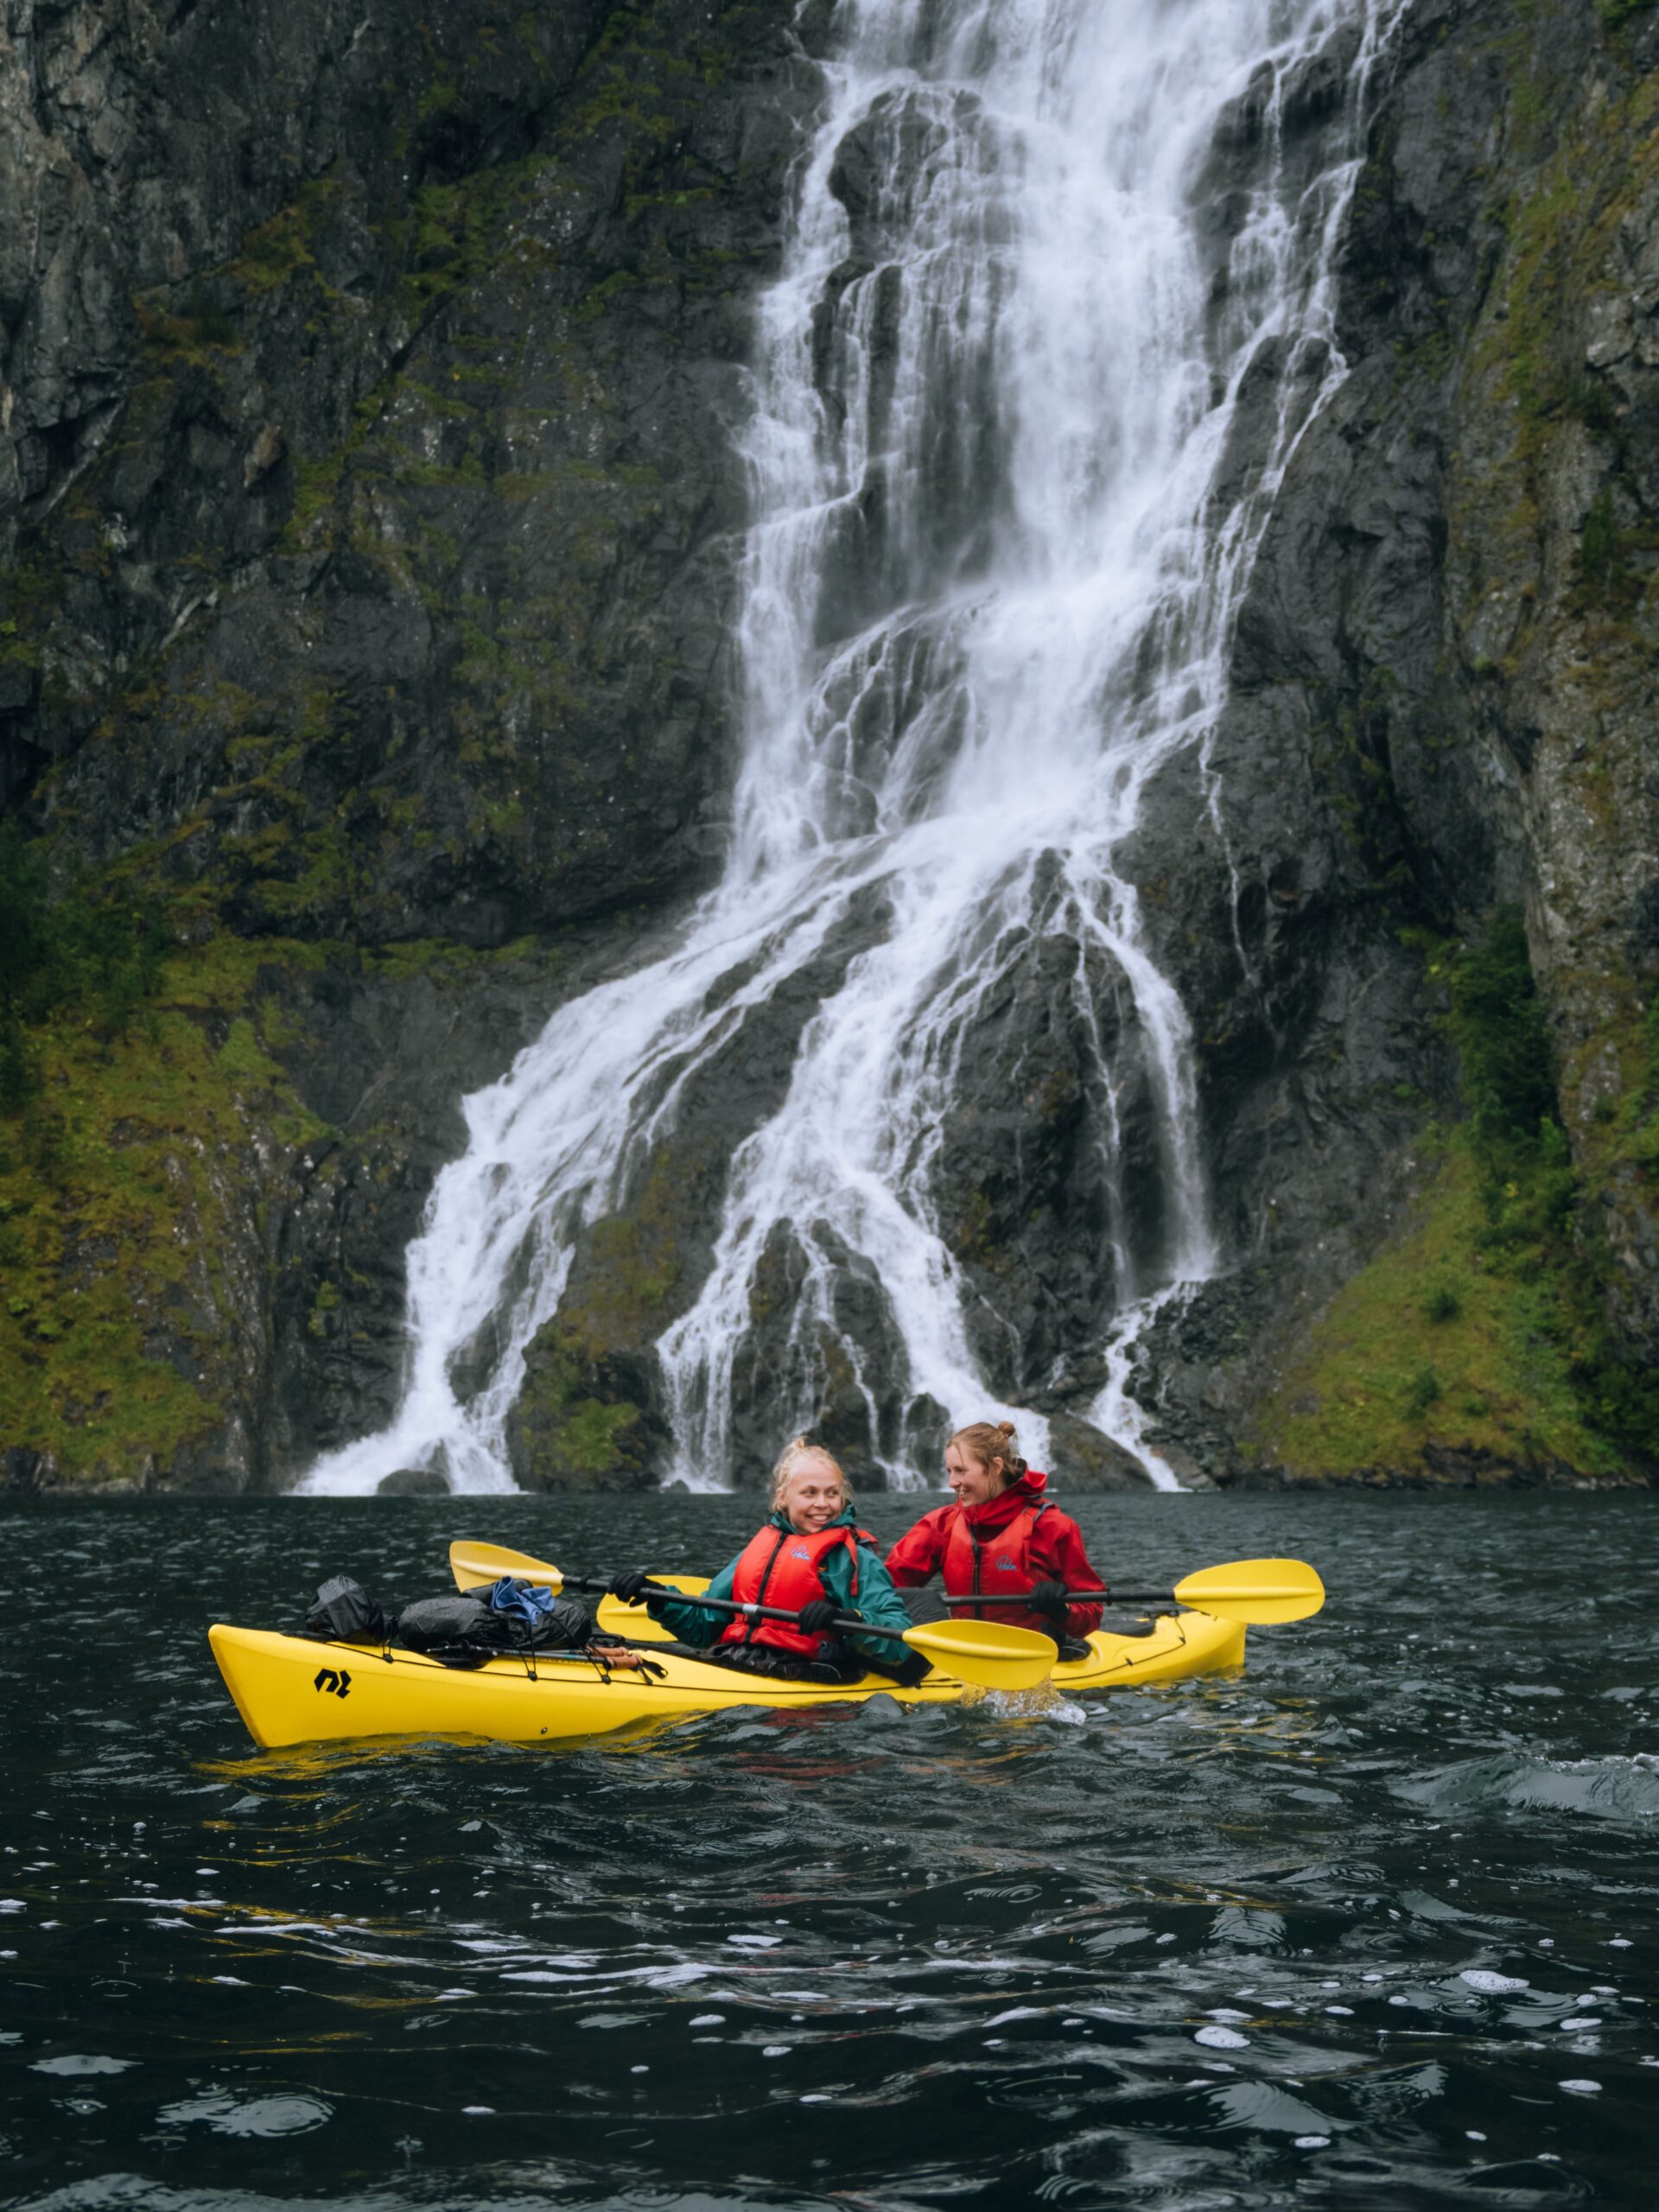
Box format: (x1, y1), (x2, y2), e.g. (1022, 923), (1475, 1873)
(944, 1440), (1007, 1508)
(779, 1454), (847, 1533)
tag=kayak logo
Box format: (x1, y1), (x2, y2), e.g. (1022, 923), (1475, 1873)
(313, 1667), (352, 1699)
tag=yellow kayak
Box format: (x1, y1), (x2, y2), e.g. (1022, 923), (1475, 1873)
(208, 1607), (1246, 1750)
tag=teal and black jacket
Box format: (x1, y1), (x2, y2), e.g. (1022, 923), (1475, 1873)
(652, 1504), (914, 1666)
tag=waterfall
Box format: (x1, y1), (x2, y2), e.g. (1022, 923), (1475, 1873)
(297, 0), (1402, 1498)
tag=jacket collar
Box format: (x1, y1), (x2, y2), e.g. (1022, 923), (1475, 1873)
(769, 1503), (858, 1534)
(961, 1468), (1048, 1532)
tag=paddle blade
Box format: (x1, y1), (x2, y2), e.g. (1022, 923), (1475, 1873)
(1170, 1557), (1325, 1625)
(904, 1619), (1057, 1691)
(449, 1540), (563, 1592)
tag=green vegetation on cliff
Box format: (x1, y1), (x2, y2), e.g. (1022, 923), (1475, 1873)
(0, 844), (325, 1481)
(1255, 913), (1658, 1483)
(0, 821), (570, 1484)
(0, 823), (168, 1112)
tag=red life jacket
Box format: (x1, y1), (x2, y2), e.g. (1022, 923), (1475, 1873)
(941, 1499), (1052, 1630)
(717, 1522), (872, 1658)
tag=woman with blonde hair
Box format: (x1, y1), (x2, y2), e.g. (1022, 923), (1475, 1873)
(609, 1438), (919, 1681)
(886, 1420), (1105, 1650)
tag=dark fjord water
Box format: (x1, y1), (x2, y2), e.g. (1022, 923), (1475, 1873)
(3, 1493), (1655, 2211)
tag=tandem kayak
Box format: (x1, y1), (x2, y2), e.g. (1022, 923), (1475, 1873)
(208, 1608), (1246, 1750)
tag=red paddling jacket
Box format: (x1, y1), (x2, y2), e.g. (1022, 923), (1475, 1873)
(885, 1471), (1104, 1641)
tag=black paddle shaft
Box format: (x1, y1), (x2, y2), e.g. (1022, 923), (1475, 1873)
(941, 1586), (1173, 1610)
(562, 1573), (909, 1645)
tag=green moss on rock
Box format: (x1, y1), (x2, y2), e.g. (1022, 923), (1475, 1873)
(506, 1325), (652, 1488)
(1251, 914), (1656, 1484)
(0, 917), (322, 1484)
(505, 1141), (724, 1488)
(1251, 1134), (1624, 1482)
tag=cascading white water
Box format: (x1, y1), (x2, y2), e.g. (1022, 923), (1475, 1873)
(298, 0), (1402, 1498)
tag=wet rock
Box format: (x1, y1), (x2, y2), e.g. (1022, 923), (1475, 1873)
(376, 1467), (448, 1497)
(931, 899), (1167, 1407)
(1045, 1412), (1152, 1493)
(740, 1220), (916, 1489)
(1227, 1444), (1643, 1492)
(2, 1446), (51, 1494)
(507, 1294), (676, 1494)
(504, 892), (897, 1492)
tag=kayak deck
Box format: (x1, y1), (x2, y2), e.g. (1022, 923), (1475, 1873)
(208, 1608), (1246, 1750)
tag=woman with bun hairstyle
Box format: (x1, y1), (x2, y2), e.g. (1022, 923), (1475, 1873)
(609, 1438), (920, 1682)
(885, 1420), (1105, 1649)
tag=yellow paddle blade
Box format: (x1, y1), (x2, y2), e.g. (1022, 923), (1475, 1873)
(903, 1619), (1057, 1691)
(449, 1540), (562, 1592)
(1170, 1557), (1325, 1625)
(446, 1540), (709, 1643)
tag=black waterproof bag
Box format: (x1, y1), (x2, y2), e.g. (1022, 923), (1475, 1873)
(393, 1594), (511, 1669)
(305, 1576), (388, 1643)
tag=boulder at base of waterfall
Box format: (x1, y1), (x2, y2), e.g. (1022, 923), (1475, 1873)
(377, 1468), (448, 1498)
(1141, 1436), (1215, 1491)
(1045, 1413), (1155, 1491)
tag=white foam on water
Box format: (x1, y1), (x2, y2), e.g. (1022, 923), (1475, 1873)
(1042, 1697), (1089, 1727)
(297, 0), (1407, 1496)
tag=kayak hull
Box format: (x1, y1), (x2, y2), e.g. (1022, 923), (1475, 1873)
(209, 1608), (1246, 1751)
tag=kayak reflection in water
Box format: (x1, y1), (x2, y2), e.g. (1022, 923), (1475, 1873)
(886, 1421), (1106, 1657)
(609, 1439), (926, 1685)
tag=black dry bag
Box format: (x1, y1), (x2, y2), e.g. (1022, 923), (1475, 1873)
(479, 1577), (596, 1651)
(305, 1575), (388, 1643)
(393, 1594), (505, 1667)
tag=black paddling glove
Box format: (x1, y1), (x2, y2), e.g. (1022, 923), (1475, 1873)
(610, 1569), (656, 1605)
(795, 1598), (841, 1637)
(1028, 1580), (1070, 1624)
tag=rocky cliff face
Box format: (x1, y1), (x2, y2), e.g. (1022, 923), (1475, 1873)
(0, 0), (817, 1489)
(1128, 0), (1659, 1486)
(3, 0), (1656, 1493)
